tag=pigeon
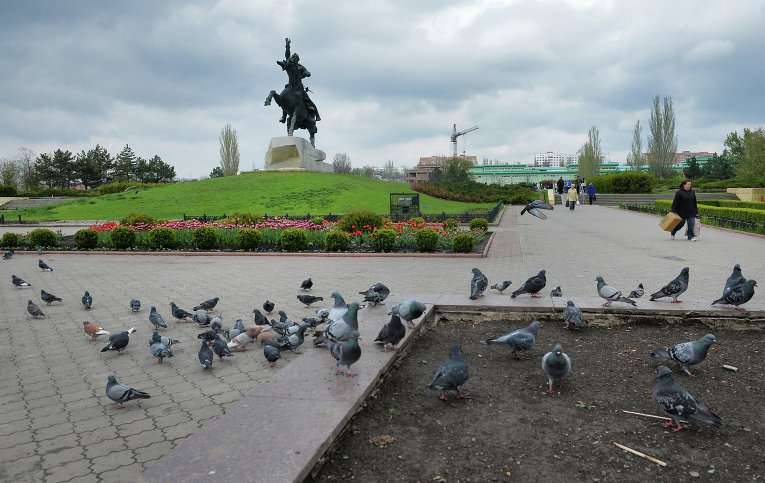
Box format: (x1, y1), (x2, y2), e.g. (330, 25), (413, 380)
(359, 282), (391, 306)
(211, 335), (234, 359)
(198, 340), (214, 369)
(628, 283), (645, 299)
(388, 299), (426, 328)
(106, 375), (150, 407)
(520, 199), (554, 220)
(229, 319), (246, 339)
(40, 289), (62, 305)
(300, 277), (313, 291)
(374, 313), (406, 350)
(82, 321), (109, 340)
(722, 264), (745, 298)
(550, 286), (563, 298)
(101, 328), (137, 353)
(650, 267), (690, 303)
(328, 292), (348, 322)
(712, 279), (757, 308)
(490, 280), (512, 293)
(297, 294), (323, 307)
(482, 320), (541, 358)
(253, 309), (269, 326)
(596, 276), (637, 307)
(326, 303), (361, 343)
(651, 334), (717, 376)
(301, 310), (329, 328)
(652, 365), (721, 432)
(511, 270), (547, 298)
(193, 310), (211, 326)
(27, 300), (46, 319)
(170, 302), (193, 320)
(563, 300), (586, 330)
(149, 306), (168, 330)
(12, 275), (31, 288)
(428, 344), (470, 400)
(263, 343), (281, 367)
(193, 297), (219, 312)
(210, 316), (225, 334)
(38, 259), (54, 271)
(81, 291), (93, 310)
(329, 331), (362, 377)
(281, 324), (309, 352)
(469, 268), (488, 300)
(130, 299), (141, 312)
(542, 343), (572, 394)
(197, 329), (218, 342)
(263, 300), (275, 314)
(2, 250), (13, 260)
(149, 332), (173, 363)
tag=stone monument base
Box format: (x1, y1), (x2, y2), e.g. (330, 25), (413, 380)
(264, 136), (332, 172)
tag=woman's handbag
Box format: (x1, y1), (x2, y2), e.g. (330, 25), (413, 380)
(693, 219), (701, 237)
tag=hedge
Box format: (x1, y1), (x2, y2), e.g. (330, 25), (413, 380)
(338, 210), (384, 232)
(237, 229), (261, 251)
(415, 229), (439, 252)
(452, 233), (474, 253)
(1, 232), (20, 248)
(29, 228), (59, 248)
(591, 172), (656, 194)
(280, 228), (308, 251)
(372, 229), (397, 252)
(192, 227), (219, 250)
(324, 230), (350, 252)
(694, 199), (765, 210)
(655, 200), (765, 233)
(148, 227), (176, 249)
(469, 218), (489, 232)
(74, 229), (99, 250)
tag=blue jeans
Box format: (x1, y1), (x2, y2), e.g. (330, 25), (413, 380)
(671, 216), (696, 240)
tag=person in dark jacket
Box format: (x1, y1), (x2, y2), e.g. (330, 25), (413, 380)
(670, 179), (699, 241)
(587, 183), (596, 205)
(556, 177), (566, 206)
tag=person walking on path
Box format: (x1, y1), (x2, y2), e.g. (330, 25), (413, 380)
(587, 183), (596, 205)
(557, 177), (567, 207)
(567, 184), (579, 211)
(670, 179), (699, 241)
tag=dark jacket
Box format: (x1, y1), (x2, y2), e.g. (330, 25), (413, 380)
(556, 179), (565, 194)
(671, 188), (698, 218)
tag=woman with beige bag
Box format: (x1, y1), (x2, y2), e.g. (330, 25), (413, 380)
(669, 179), (699, 241)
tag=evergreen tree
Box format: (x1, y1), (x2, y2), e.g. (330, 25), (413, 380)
(76, 150), (100, 190)
(134, 157), (151, 182)
(703, 153), (735, 180)
(683, 157), (702, 179)
(34, 153), (58, 189)
(737, 128), (765, 183)
(209, 166), (224, 178)
(52, 149), (76, 189)
(113, 144), (137, 181)
(149, 155), (175, 182)
(92, 144), (113, 185)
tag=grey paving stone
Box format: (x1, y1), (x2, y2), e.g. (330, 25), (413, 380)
(90, 450), (135, 474)
(44, 459), (91, 483)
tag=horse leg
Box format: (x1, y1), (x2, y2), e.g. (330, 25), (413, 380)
(288, 110), (297, 136)
(264, 90), (277, 106)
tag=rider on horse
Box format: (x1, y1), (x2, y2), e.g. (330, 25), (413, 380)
(276, 38), (321, 123)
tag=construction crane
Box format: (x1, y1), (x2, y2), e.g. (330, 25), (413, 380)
(450, 124), (479, 157)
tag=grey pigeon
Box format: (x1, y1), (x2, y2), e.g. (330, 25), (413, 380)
(469, 268), (488, 300)
(263, 300), (275, 314)
(193, 310), (211, 326)
(81, 291), (93, 310)
(301, 310), (328, 328)
(328, 292), (348, 322)
(263, 343), (281, 367)
(653, 365), (721, 432)
(300, 277), (313, 291)
(40, 289), (62, 305)
(388, 299), (426, 328)
(130, 299), (141, 312)
(253, 309), (269, 326)
(511, 270), (546, 298)
(482, 320), (541, 358)
(650, 267), (690, 303)
(271, 310), (299, 336)
(327, 303), (361, 343)
(297, 294), (323, 307)
(101, 328), (136, 353)
(542, 343), (572, 394)
(563, 300), (586, 330)
(374, 313), (406, 350)
(106, 375), (150, 406)
(12, 275), (31, 288)
(193, 297), (219, 312)
(712, 279), (757, 308)
(149, 332), (174, 363)
(520, 199), (554, 220)
(329, 330), (362, 377)
(282, 324), (309, 352)
(722, 264), (745, 298)
(210, 316), (225, 334)
(149, 306), (168, 330)
(359, 282), (391, 306)
(596, 276), (637, 307)
(550, 286), (562, 298)
(38, 259), (54, 271)
(27, 300), (45, 318)
(211, 335), (234, 359)
(198, 340), (214, 369)
(170, 302), (193, 320)
(151, 330), (180, 348)
(651, 334), (717, 376)
(197, 329), (217, 342)
(628, 283), (645, 299)
(428, 344), (469, 400)
(229, 319), (246, 339)
(490, 280), (512, 293)
(2, 250), (13, 260)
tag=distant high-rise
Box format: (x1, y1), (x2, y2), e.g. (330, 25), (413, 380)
(534, 152), (576, 167)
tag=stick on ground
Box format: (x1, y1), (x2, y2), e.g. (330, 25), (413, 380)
(613, 442), (667, 467)
(622, 410), (687, 423)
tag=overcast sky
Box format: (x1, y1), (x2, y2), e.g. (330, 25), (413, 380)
(1, 0), (764, 178)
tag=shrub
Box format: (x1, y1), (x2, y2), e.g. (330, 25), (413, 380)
(409, 217), (426, 226)
(280, 228), (308, 251)
(697, 199), (765, 210)
(372, 228), (397, 252)
(470, 218), (489, 232)
(192, 227), (219, 250)
(311, 216), (325, 226)
(120, 213), (156, 226)
(148, 227), (176, 249)
(338, 210), (383, 232)
(452, 233), (475, 253)
(414, 180), (536, 204)
(1, 232), (20, 248)
(443, 218), (459, 231)
(223, 212), (263, 225)
(74, 229), (99, 250)
(324, 230), (350, 252)
(111, 227), (136, 249)
(415, 229), (439, 252)
(0, 185), (18, 196)
(29, 228), (59, 248)
(591, 172), (656, 194)
(237, 229), (262, 251)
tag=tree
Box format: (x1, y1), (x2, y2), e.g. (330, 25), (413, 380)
(52, 149), (76, 189)
(148, 155), (176, 183)
(332, 153), (352, 173)
(17, 147), (38, 192)
(76, 150), (101, 190)
(737, 128), (765, 182)
(134, 157), (151, 183)
(91, 144), (113, 186)
(577, 126), (603, 179)
(703, 153), (735, 180)
(209, 166), (224, 178)
(382, 160), (398, 179)
(627, 120), (643, 169)
(647, 96), (678, 178)
(219, 124), (240, 176)
(0, 160), (19, 187)
(683, 157), (702, 179)
(445, 157), (473, 181)
(724, 131), (745, 166)
(113, 144), (137, 181)
(34, 153), (58, 189)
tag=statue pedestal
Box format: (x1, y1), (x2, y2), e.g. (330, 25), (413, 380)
(264, 136), (331, 172)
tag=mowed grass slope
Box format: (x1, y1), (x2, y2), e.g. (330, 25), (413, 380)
(16, 172), (495, 221)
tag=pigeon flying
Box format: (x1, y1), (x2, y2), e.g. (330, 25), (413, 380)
(40, 289), (62, 305)
(469, 268), (488, 300)
(651, 334), (717, 376)
(81, 291), (93, 310)
(374, 313), (406, 350)
(520, 199), (554, 220)
(428, 344), (470, 400)
(482, 320), (541, 358)
(106, 375), (150, 407)
(596, 276), (637, 307)
(542, 343), (572, 394)
(511, 270), (547, 298)
(649, 267), (690, 303)
(38, 259), (54, 271)
(490, 280), (512, 294)
(653, 365), (721, 432)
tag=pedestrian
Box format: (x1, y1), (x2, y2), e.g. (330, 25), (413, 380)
(587, 182), (596, 205)
(567, 183), (579, 211)
(556, 177), (566, 207)
(670, 179), (699, 241)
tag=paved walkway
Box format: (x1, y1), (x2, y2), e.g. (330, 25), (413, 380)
(1, 206), (763, 482)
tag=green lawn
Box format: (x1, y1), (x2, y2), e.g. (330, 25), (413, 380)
(13, 172), (495, 221)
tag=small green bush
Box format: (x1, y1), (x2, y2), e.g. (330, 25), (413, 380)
(311, 216), (325, 226)
(415, 229), (440, 252)
(110, 227), (136, 249)
(148, 227), (176, 249)
(372, 228), (397, 252)
(469, 218), (489, 232)
(237, 229), (262, 251)
(698, 199), (765, 210)
(324, 230), (350, 252)
(29, 228), (59, 248)
(120, 213), (156, 226)
(280, 228), (308, 251)
(0, 185), (18, 196)
(74, 229), (99, 250)
(443, 218), (459, 231)
(591, 172), (656, 194)
(1, 232), (20, 248)
(338, 210), (384, 232)
(409, 217), (425, 226)
(192, 227), (219, 250)
(452, 233), (475, 253)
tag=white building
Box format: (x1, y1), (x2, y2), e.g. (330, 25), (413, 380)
(533, 152), (577, 167)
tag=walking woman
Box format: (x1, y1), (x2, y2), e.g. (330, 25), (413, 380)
(567, 183), (579, 211)
(670, 179), (699, 241)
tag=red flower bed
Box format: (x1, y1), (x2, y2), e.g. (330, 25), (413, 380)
(90, 217), (328, 232)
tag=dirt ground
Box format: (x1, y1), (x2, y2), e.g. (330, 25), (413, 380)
(308, 317), (765, 483)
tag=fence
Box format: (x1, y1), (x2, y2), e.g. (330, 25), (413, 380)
(621, 203), (765, 235)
